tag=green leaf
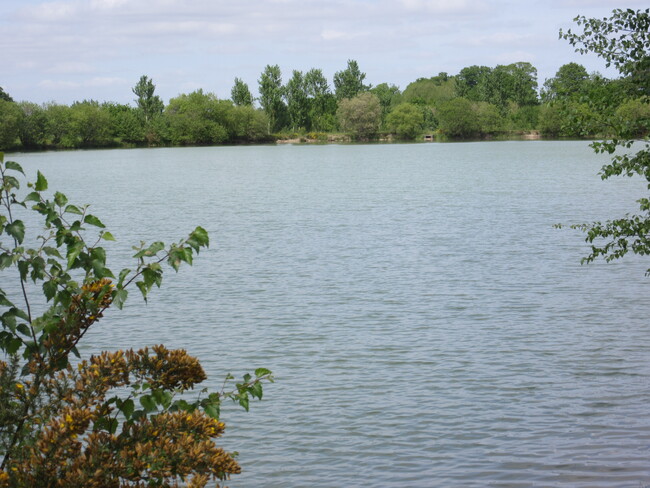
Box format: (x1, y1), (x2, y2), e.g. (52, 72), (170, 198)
(140, 394), (157, 412)
(255, 367), (272, 377)
(42, 247), (63, 258)
(6, 220), (25, 244)
(113, 288), (128, 309)
(101, 231), (115, 241)
(64, 204), (83, 215)
(0, 253), (13, 270)
(53, 192), (68, 207)
(250, 382), (263, 400)
(17, 261), (29, 281)
(84, 214), (105, 228)
(0, 289), (13, 307)
(5, 161), (24, 175)
(3, 175), (20, 190)
(16, 323), (30, 337)
(66, 241), (84, 270)
(6, 337), (22, 355)
(136, 281), (148, 301)
(117, 268), (131, 286)
(238, 395), (250, 412)
(120, 399), (135, 420)
(204, 404), (220, 420)
(133, 241), (165, 259)
(43, 280), (58, 301)
(35, 171), (48, 191)
(24, 191), (40, 203)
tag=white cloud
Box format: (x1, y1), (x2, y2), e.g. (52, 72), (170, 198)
(38, 76), (127, 90)
(87, 77), (128, 87)
(38, 79), (80, 89)
(18, 0), (80, 21)
(47, 62), (95, 74)
(464, 32), (533, 47)
(320, 29), (365, 41)
(90, 0), (130, 10)
(400, 0), (485, 14)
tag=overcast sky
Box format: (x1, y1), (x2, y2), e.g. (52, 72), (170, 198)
(0, 0), (646, 105)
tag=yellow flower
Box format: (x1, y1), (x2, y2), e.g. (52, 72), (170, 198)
(15, 383), (23, 390)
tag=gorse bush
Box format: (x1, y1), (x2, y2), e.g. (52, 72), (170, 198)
(0, 153), (273, 487)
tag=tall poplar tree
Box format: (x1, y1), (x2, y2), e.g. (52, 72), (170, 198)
(132, 75), (164, 123)
(333, 60), (369, 100)
(231, 77), (254, 106)
(258, 65), (287, 132)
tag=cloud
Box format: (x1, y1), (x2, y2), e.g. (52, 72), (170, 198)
(463, 32), (534, 47)
(90, 0), (130, 10)
(320, 29), (366, 41)
(38, 76), (127, 90)
(17, 0), (80, 22)
(399, 0), (486, 14)
(47, 62), (95, 74)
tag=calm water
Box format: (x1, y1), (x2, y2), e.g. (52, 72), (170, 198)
(6, 142), (650, 487)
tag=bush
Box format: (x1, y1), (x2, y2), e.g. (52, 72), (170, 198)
(385, 103), (425, 140)
(337, 92), (382, 140)
(0, 155), (272, 487)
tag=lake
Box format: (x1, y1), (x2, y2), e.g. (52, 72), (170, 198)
(6, 141), (650, 487)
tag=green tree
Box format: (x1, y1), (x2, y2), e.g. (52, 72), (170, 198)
(285, 70), (310, 131)
(333, 59), (369, 100)
(43, 103), (73, 148)
(475, 102), (505, 134)
(402, 76), (456, 108)
(336, 92), (382, 140)
(437, 97), (480, 138)
(102, 102), (145, 145)
(304, 68), (337, 131)
(68, 101), (112, 148)
(0, 87), (13, 103)
(371, 83), (402, 126)
(484, 62), (539, 111)
(132, 75), (164, 123)
(227, 105), (271, 142)
(16, 102), (48, 149)
(164, 90), (229, 145)
(542, 62), (589, 101)
(385, 102), (424, 139)
(231, 77), (254, 107)
(455, 65), (492, 101)
(0, 155), (272, 486)
(559, 8), (650, 273)
(258, 65), (288, 132)
(0, 101), (21, 150)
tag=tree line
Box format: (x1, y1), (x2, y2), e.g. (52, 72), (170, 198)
(0, 58), (648, 150)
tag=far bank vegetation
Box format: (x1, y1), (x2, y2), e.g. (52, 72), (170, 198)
(1, 59), (648, 151)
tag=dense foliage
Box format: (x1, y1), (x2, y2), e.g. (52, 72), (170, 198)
(559, 8), (650, 273)
(0, 155), (273, 486)
(1, 44), (649, 149)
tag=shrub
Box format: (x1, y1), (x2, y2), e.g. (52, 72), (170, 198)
(0, 155), (272, 487)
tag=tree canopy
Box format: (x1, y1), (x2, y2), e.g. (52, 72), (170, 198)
(560, 8), (650, 273)
(333, 59), (369, 100)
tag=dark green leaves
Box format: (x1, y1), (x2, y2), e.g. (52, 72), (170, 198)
(35, 171), (48, 191)
(5, 220), (25, 244)
(4, 161), (24, 175)
(187, 226), (209, 251)
(84, 214), (105, 228)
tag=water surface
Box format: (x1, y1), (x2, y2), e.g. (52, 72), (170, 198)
(7, 142), (650, 487)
